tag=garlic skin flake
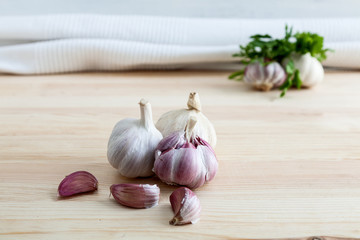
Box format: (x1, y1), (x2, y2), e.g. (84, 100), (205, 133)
(155, 92), (217, 148)
(154, 117), (218, 189)
(244, 61), (286, 91)
(110, 184), (160, 209)
(169, 187), (201, 225)
(107, 99), (163, 178)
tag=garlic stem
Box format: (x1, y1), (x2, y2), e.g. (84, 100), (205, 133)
(184, 116), (197, 142)
(139, 99), (153, 130)
(187, 92), (202, 112)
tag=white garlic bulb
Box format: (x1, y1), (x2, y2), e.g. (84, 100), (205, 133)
(290, 53), (324, 88)
(155, 92), (217, 148)
(244, 61), (286, 91)
(107, 99), (163, 178)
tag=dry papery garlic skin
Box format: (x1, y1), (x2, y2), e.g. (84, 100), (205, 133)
(110, 184), (160, 209)
(155, 92), (217, 148)
(154, 116), (218, 189)
(107, 99), (163, 178)
(169, 187), (201, 225)
(58, 171), (98, 197)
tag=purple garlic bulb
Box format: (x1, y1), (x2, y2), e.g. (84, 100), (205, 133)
(244, 61), (286, 91)
(153, 116), (218, 189)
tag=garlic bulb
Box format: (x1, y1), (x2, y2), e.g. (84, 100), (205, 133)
(107, 99), (163, 178)
(169, 187), (201, 225)
(153, 116), (218, 189)
(289, 53), (324, 88)
(244, 61), (286, 91)
(156, 92), (217, 148)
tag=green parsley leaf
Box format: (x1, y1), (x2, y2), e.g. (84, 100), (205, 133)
(294, 32), (329, 62)
(228, 70), (244, 81)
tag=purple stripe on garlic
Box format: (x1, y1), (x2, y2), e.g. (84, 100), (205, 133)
(153, 116), (218, 189)
(244, 61), (286, 91)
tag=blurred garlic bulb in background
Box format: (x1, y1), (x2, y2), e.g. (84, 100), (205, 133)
(288, 53), (324, 88)
(154, 117), (218, 189)
(107, 99), (162, 178)
(244, 61), (286, 91)
(156, 92), (217, 148)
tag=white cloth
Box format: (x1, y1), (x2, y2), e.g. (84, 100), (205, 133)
(0, 15), (359, 74)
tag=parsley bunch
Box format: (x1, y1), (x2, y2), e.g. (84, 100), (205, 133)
(229, 25), (331, 97)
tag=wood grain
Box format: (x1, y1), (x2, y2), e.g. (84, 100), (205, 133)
(0, 70), (360, 240)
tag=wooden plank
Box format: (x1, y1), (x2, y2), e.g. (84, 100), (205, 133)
(0, 71), (360, 239)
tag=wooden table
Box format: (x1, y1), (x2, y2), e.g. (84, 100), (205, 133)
(0, 71), (360, 239)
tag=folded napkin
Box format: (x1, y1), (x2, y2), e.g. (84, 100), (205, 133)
(0, 15), (359, 74)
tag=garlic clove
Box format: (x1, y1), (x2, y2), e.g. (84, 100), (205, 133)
(58, 171), (98, 197)
(194, 137), (218, 182)
(155, 92), (217, 148)
(156, 132), (186, 152)
(154, 117), (218, 189)
(244, 61), (286, 91)
(107, 99), (163, 178)
(169, 187), (201, 225)
(110, 183), (160, 209)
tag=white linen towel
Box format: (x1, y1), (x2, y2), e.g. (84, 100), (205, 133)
(0, 15), (359, 74)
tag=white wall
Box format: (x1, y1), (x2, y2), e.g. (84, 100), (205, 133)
(0, 0), (359, 18)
